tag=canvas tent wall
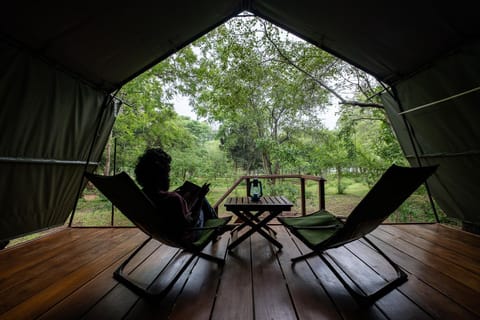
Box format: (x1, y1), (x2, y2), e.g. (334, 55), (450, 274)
(382, 41), (480, 231)
(1, 0), (480, 241)
(0, 41), (116, 239)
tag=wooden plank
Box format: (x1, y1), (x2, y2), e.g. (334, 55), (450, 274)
(373, 227), (480, 292)
(210, 237), (254, 319)
(347, 240), (479, 320)
(251, 232), (297, 320)
(1, 225), (479, 320)
(38, 237), (160, 320)
(122, 256), (198, 320)
(424, 224), (480, 248)
(0, 228), (102, 278)
(276, 226), (346, 320)
(123, 236), (230, 319)
(168, 236), (230, 320)
(289, 233), (387, 320)
(369, 230), (480, 316)
(81, 242), (182, 320)
(394, 224), (480, 263)
(0, 229), (146, 320)
(225, 196), (293, 212)
(327, 245), (432, 320)
(1, 227), (73, 259)
(395, 275), (479, 320)
(0, 228), (130, 314)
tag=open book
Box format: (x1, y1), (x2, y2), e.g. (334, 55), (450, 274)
(175, 181), (210, 211)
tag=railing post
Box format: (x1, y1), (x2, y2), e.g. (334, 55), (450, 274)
(246, 178), (251, 197)
(319, 178), (326, 210)
(300, 178), (306, 216)
(212, 176), (246, 214)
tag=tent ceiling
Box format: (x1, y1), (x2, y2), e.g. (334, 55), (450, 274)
(0, 1), (242, 91)
(1, 1), (479, 92)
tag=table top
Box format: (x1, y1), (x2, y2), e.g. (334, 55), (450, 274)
(224, 196), (293, 211)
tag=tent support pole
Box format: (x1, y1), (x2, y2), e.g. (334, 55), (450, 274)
(111, 137), (118, 226)
(68, 89), (120, 227)
(388, 86), (440, 223)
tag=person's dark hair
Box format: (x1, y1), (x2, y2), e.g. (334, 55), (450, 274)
(135, 148), (172, 191)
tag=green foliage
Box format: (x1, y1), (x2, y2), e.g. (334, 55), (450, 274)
(84, 14), (437, 227)
(202, 141), (234, 181)
(73, 193), (133, 227)
(266, 181), (300, 204)
(335, 104), (408, 187)
(216, 119), (263, 171)
(185, 16), (334, 174)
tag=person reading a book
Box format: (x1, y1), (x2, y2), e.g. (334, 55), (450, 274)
(134, 147), (218, 244)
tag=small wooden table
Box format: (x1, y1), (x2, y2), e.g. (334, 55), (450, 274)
(225, 196), (293, 251)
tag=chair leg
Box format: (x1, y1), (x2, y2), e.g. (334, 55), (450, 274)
(115, 236), (152, 278)
(113, 237), (226, 298)
(291, 236), (407, 306)
(196, 251), (225, 265)
(320, 236), (407, 306)
(291, 250), (319, 263)
(113, 237), (196, 298)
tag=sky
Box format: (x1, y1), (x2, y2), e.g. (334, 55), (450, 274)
(173, 95), (339, 129)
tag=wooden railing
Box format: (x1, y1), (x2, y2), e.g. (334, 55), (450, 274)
(212, 174), (326, 216)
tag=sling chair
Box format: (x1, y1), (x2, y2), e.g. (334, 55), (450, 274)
(84, 171), (232, 298)
(278, 164), (438, 305)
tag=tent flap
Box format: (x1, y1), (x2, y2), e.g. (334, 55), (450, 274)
(0, 42), (115, 240)
(382, 41), (480, 227)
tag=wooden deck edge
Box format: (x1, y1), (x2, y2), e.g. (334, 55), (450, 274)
(439, 223), (480, 237)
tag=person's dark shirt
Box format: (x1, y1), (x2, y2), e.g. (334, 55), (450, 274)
(143, 189), (197, 244)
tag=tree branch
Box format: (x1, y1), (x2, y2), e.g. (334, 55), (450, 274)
(339, 100), (384, 109)
(262, 22), (384, 109)
(350, 117), (387, 124)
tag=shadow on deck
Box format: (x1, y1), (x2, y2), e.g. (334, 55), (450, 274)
(0, 223), (479, 319)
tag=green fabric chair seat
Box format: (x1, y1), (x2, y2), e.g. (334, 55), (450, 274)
(278, 210), (342, 246)
(296, 227), (339, 247)
(279, 210), (338, 227)
(193, 217), (231, 247)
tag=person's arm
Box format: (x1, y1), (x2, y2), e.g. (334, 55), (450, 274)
(177, 182), (210, 210)
(187, 183), (210, 214)
(156, 191), (194, 227)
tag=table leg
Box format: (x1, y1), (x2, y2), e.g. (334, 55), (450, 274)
(231, 210), (265, 233)
(228, 210), (283, 251)
(231, 210), (276, 235)
(248, 212), (277, 235)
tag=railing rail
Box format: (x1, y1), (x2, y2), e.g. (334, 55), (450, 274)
(212, 174), (326, 216)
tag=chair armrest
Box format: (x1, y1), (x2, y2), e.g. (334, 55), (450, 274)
(189, 226), (225, 231)
(189, 217), (231, 231)
(293, 224), (341, 230)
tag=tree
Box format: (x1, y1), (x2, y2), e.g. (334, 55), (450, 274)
(185, 16), (333, 175)
(102, 13), (406, 194)
(106, 48), (202, 175)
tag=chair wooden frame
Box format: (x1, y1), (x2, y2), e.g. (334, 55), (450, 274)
(85, 171), (231, 298)
(278, 164), (438, 306)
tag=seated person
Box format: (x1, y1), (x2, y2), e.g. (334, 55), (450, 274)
(134, 148), (218, 244)
(0, 240), (9, 250)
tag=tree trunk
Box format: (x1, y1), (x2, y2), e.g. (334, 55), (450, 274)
(262, 151), (273, 175)
(336, 165), (343, 194)
(103, 133), (112, 176)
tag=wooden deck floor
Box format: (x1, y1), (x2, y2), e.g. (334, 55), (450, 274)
(0, 223), (479, 320)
